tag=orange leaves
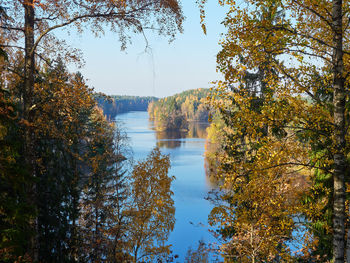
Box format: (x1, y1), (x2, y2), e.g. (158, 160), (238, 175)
(18, 118), (32, 128)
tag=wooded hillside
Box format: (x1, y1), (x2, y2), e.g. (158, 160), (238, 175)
(148, 88), (210, 131)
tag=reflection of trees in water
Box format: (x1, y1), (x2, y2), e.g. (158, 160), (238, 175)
(204, 155), (221, 189)
(152, 120), (220, 190)
(155, 130), (184, 149)
(187, 122), (208, 139)
(154, 122), (209, 149)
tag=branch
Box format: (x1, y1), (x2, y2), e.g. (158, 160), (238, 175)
(284, 48), (330, 62)
(259, 22), (348, 56)
(291, 0), (333, 30)
(31, 12), (117, 57)
(283, 41), (332, 62)
(6, 67), (25, 79)
(35, 14), (59, 22)
(0, 25), (24, 32)
(284, 125), (331, 137)
(273, 58), (323, 104)
(31, 1), (159, 56)
(0, 44), (51, 67)
(0, 44), (25, 50)
(32, 11), (141, 57)
(254, 161), (331, 175)
(35, 51), (52, 66)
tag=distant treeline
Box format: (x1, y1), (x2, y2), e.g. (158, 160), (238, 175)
(97, 95), (158, 120)
(148, 88), (210, 131)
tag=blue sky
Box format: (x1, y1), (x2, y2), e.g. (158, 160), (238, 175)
(65, 1), (228, 98)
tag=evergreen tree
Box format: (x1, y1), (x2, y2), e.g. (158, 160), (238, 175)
(0, 65), (32, 262)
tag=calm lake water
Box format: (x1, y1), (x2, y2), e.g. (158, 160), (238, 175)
(115, 111), (215, 261)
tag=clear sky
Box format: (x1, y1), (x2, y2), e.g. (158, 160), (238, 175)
(65, 1), (228, 98)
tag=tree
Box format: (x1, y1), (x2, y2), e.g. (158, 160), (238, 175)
(0, 60), (32, 263)
(104, 125), (132, 263)
(126, 148), (175, 263)
(78, 106), (131, 262)
(78, 107), (112, 262)
(32, 61), (96, 262)
(199, 0), (350, 260)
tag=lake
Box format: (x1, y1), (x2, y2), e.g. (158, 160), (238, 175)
(115, 111), (216, 261)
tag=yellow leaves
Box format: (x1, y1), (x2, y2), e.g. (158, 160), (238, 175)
(202, 0), (350, 259)
(125, 148), (174, 261)
(201, 23), (207, 35)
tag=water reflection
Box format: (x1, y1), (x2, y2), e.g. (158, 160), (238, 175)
(151, 119), (220, 189)
(152, 121), (209, 149)
(186, 122), (208, 139)
(204, 158), (221, 189)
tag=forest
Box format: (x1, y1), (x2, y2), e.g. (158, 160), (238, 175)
(97, 95), (157, 120)
(198, 0), (350, 262)
(0, 1), (184, 262)
(148, 88), (210, 131)
(0, 41), (177, 263)
(2, 0), (350, 262)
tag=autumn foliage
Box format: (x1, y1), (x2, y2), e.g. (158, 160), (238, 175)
(200, 0), (350, 261)
(0, 0), (183, 262)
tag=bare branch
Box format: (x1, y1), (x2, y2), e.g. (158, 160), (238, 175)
(0, 25), (24, 32)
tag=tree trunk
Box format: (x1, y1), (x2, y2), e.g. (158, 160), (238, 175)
(332, 0), (346, 262)
(23, 0), (38, 261)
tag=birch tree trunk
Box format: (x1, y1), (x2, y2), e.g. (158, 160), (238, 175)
(332, 0), (346, 262)
(24, 0), (38, 261)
